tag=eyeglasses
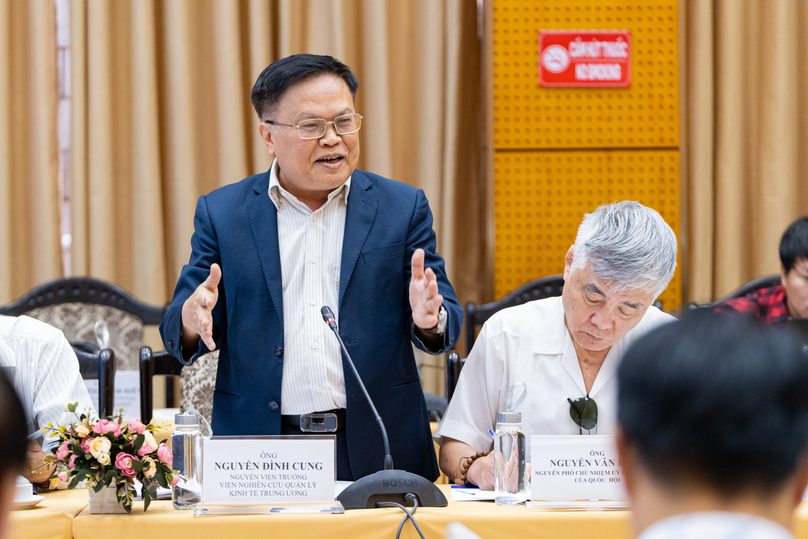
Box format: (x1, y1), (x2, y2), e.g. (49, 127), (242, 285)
(567, 396), (598, 435)
(263, 113), (363, 140)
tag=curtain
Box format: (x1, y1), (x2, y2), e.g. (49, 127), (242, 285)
(684, 0), (808, 303)
(68, 0), (484, 393)
(0, 0), (62, 303)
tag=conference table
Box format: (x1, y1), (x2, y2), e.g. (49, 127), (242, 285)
(11, 486), (808, 539)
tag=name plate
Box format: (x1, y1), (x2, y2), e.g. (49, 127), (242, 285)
(202, 436), (336, 504)
(530, 435), (626, 501)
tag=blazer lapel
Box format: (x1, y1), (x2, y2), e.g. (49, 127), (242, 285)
(246, 173), (284, 326)
(339, 170), (378, 307)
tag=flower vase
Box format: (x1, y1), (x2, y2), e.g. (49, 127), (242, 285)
(88, 480), (127, 514)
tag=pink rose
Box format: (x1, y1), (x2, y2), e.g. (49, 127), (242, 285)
(80, 437), (94, 453)
(92, 419), (122, 437)
(114, 452), (139, 478)
(169, 474), (180, 486)
(57, 471), (68, 482)
(56, 441), (70, 460)
(68, 454), (78, 470)
(156, 443), (173, 465)
(137, 432), (158, 456)
(128, 419), (146, 435)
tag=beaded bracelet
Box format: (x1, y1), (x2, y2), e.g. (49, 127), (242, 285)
(459, 450), (489, 486)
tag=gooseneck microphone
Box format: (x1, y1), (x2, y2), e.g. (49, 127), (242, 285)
(321, 306), (393, 471)
(320, 305), (447, 510)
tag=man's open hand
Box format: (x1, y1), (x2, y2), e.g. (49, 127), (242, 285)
(181, 263), (221, 351)
(409, 248), (443, 330)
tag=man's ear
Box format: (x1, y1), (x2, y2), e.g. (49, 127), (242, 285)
(791, 452), (808, 508)
(781, 264), (788, 288)
(615, 428), (637, 497)
(563, 246), (575, 281)
(259, 122), (275, 157)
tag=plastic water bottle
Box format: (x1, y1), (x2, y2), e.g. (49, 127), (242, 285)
(171, 412), (203, 508)
(493, 411), (526, 505)
(494, 382), (527, 505)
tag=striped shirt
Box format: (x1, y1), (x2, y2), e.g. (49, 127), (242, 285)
(268, 160), (350, 414)
(0, 315), (94, 446)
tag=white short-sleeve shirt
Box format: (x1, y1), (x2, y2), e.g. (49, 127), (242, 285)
(434, 296), (674, 459)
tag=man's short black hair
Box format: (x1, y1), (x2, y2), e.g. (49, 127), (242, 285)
(780, 216), (808, 273)
(250, 54), (359, 121)
(618, 313), (808, 497)
(0, 369), (27, 476)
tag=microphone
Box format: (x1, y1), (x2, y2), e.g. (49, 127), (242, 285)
(320, 306), (447, 509)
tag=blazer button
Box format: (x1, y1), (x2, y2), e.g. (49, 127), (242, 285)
(268, 401), (279, 411)
(274, 346), (283, 357)
(168, 340), (174, 348)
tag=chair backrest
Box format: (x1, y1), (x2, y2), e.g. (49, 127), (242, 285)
(139, 346), (183, 423)
(465, 275), (565, 352)
(689, 274), (782, 310)
(445, 350), (466, 402)
(178, 350), (219, 426)
(72, 346), (116, 417)
(0, 277), (166, 371)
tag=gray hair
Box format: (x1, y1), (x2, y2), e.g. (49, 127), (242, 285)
(570, 201), (677, 297)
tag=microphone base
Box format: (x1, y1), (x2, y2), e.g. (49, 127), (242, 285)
(337, 470), (448, 510)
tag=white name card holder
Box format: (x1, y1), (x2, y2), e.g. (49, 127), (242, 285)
(195, 435), (343, 515)
(527, 435), (629, 510)
(84, 370), (140, 421)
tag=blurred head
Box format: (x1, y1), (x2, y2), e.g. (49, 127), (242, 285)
(253, 55), (361, 204)
(561, 201), (678, 354)
(779, 217), (808, 318)
(618, 313), (808, 501)
(0, 370), (27, 538)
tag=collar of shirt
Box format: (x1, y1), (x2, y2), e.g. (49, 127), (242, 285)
(531, 297), (567, 355)
(267, 158), (351, 211)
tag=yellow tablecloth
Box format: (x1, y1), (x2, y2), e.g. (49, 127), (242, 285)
(70, 485), (633, 539)
(7, 489), (88, 539)
(20, 485), (808, 539)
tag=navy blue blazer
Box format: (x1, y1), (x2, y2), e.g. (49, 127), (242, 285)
(160, 169), (462, 480)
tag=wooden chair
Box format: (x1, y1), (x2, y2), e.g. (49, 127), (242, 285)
(140, 345), (220, 424)
(0, 277), (166, 370)
(72, 346), (116, 417)
(139, 346), (183, 423)
(465, 275), (566, 353)
(689, 275), (781, 310)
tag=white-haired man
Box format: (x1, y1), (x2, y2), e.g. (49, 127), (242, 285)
(434, 201), (678, 489)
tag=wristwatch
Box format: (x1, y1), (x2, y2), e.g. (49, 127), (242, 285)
(422, 306), (447, 336)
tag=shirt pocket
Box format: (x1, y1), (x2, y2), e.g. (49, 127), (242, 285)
(362, 242), (405, 264)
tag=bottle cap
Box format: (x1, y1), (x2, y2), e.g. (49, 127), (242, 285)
(175, 412), (199, 426)
(498, 411), (521, 424)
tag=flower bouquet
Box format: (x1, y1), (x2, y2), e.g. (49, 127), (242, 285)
(41, 403), (180, 513)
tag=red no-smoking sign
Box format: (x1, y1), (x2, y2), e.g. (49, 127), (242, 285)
(539, 30), (631, 87)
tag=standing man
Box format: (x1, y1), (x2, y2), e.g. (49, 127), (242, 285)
(617, 314), (808, 539)
(161, 54), (461, 481)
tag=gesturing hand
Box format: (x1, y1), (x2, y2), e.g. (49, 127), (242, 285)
(409, 248), (444, 330)
(181, 263), (221, 351)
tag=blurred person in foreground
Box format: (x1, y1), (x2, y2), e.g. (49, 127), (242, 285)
(435, 201), (678, 489)
(716, 216), (808, 320)
(160, 54), (462, 481)
(617, 314), (808, 539)
(0, 370), (28, 538)
(0, 315), (94, 484)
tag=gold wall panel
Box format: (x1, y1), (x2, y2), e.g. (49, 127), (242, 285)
(494, 150), (681, 310)
(493, 0), (679, 150)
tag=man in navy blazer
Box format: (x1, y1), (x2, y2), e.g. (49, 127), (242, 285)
(160, 54), (461, 481)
